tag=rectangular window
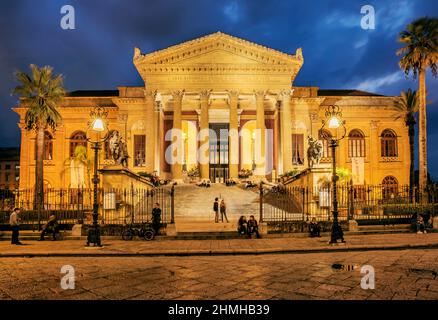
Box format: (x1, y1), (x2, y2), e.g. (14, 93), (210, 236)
(5, 174), (10, 182)
(292, 134), (304, 165)
(133, 135), (146, 167)
(5, 164), (11, 170)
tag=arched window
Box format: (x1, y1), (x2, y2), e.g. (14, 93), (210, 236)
(35, 131), (53, 160)
(104, 130), (116, 160)
(382, 176), (398, 199)
(318, 129), (332, 160)
(348, 129), (365, 158)
(69, 131), (87, 157)
(381, 129), (398, 157)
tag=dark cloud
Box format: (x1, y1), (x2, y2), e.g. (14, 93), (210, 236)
(0, 0), (437, 177)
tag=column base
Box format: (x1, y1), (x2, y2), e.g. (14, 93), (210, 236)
(259, 222), (268, 235)
(348, 220), (358, 232)
(166, 223), (177, 236)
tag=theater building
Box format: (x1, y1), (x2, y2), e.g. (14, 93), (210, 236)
(13, 32), (409, 190)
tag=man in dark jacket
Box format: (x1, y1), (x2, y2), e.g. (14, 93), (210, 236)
(152, 203), (162, 235)
(247, 215), (261, 239)
(213, 198), (219, 223)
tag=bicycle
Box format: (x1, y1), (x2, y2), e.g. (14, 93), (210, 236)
(121, 223), (155, 241)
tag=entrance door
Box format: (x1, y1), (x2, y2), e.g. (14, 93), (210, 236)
(209, 123), (229, 183)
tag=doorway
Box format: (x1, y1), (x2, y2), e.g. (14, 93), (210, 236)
(209, 123), (229, 183)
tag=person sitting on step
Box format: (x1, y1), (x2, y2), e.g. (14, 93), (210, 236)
(39, 214), (59, 241)
(237, 216), (248, 235)
(247, 215), (261, 239)
(309, 217), (321, 237)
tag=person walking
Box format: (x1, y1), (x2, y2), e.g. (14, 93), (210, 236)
(151, 202), (162, 235)
(10, 208), (23, 245)
(220, 199), (229, 223)
(213, 197), (219, 223)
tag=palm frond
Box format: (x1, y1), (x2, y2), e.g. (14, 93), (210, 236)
(13, 64), (65, 131)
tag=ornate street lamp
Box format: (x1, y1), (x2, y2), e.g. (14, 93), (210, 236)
(85, 106), (109, 247)
(320, 105), (346, 244)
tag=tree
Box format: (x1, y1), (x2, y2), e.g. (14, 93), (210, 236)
(13, 64), (65, 210)
(62, 145), (92, 188)
(397, 17), (438, 194)
(392, 89), (419, 202)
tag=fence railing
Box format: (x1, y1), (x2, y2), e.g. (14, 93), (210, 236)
(262, 184), (438, 223)
(0, 187), (173, 226)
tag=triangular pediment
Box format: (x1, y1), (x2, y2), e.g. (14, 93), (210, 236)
(134, 32), (303, 67)
(176, 48), (260, 65)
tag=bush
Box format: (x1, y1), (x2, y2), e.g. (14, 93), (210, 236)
(238, 169), (253, 179)
(187, 167), (200, 178)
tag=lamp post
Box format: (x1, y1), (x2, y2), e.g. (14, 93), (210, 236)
(182, 132), (187, 172)
(320, 105), (346, 244)
(86, 106), (108, 247)
(251, 131), (256, 171)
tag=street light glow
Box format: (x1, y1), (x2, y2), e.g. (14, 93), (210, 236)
(328, 116), (340, 129)
(92, 118), (105, 132)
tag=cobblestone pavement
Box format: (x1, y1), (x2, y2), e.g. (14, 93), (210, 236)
(0, 249), (437, 300)
(1, 233), (438, 256)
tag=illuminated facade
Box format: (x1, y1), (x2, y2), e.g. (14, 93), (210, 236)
(13, 32), (409, 189)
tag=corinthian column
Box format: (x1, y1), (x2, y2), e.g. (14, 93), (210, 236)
(254, 90), (266, 177)
(171, 90), (184, 180)
(280, 90), (292, 173)
(144, 90), (156, 173)
(199, 90), (210, 179)
(228, 90), (239, 179)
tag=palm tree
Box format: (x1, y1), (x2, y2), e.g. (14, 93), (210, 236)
(397, 17), (438, 194)
(392, 89), (419, 202)
(13, 64), (65, 210)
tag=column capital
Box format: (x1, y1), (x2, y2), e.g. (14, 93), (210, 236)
(254, 90), (267, 101)
(370, 120), (380, 130)
(144, 89), (157, 102)
(278, 89), (293, 101)
(172, 90), (185, 103)
(199, 89), (212, 103)
(226, 90), (239, 105)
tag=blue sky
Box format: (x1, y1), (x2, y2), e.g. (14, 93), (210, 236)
(0, 0), (437, 178)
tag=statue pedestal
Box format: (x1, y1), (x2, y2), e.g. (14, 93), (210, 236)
(286, 165), (331, 189)
(100, 165), (154, 190)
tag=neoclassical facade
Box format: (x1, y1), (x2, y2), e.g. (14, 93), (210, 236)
(14, 32), (409, 189)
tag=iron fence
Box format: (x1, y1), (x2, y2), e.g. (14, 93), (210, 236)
(262, 184), (438, 223)
(0, 186), (173, 226)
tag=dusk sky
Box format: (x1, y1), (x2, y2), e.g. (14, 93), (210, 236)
(1, 0), (437, 178)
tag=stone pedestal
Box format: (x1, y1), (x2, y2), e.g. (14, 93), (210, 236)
(72, 224), (82, 237)
(286, 164), (331, 189)
(348, 220), (359, 232)
(166, 223), (177, 236)
(99, 165), (154, 189)
(433, 216), (438, 230)
(259, 222), (268, 235)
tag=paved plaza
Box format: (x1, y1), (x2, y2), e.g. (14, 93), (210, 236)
(0, 248), (437, 300)
(1, 233), (438, 257)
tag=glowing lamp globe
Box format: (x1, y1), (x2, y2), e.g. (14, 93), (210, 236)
(92, 118), (105, 132)
(328, 116), (340, 129)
